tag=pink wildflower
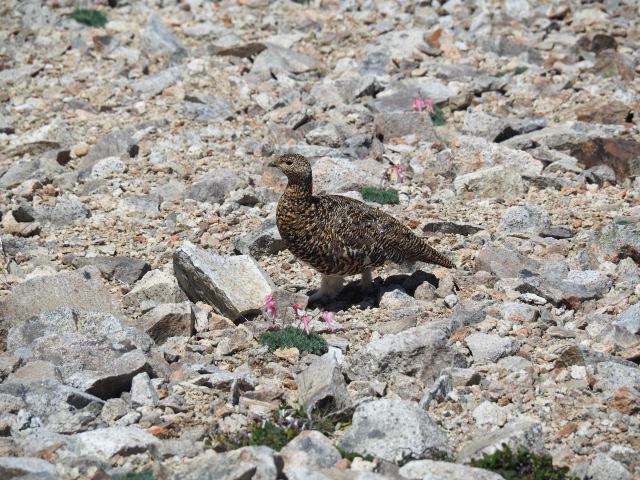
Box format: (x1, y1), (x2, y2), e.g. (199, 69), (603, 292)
(321, 311), (335, 333)
(261, 294), (277, 322)
(425, 98), (434, 113)
(412, 98), (426, 112)
(301, 314), (311, 336)
(391, 163), (404, 184)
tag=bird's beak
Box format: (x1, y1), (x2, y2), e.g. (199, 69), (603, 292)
(267, 158), (279, 168)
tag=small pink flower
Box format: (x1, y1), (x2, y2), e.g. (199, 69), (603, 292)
(391, 163), (404, 184)
(301, 314), (311, 336)
(425, 98), (434, 113)
(261, 294), (277, 322)
(321, 311), (335, 333)
(412, 98), (426, 112)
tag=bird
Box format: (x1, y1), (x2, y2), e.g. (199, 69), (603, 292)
(269, 153), (455, 303)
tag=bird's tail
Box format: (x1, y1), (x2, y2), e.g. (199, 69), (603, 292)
(414, 239), (456, 268)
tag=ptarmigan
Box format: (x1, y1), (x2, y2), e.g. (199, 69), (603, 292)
(270, 153), (455, 303)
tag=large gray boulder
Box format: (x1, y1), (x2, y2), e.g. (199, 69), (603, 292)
(173, 241), (275, 321)
(338, 399), (450, 463)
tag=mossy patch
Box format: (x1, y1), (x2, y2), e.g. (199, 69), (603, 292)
(70, 9), (108, 27)
(470, 445), (577, 480)
(430, 105), (446, 126)
(112, 471), (155, 480)
(361, 187), (400, 205)
(259, 326), (327, 355)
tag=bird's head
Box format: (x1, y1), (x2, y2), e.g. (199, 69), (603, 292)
(268, 153), (312, 183)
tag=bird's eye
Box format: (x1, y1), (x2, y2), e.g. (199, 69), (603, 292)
(286, 160), (293, 165)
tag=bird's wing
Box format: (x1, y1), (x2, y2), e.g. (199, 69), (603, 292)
(316, 195), (416, 267)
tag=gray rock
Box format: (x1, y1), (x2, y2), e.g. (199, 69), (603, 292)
(573, 453), (632, 480)
(517, 270), (612, 306)
(375, 112), (437, 142)
(73, 426), (160, 461)
(399, 459), (505, 480)
(170, 449), (264, 480)
(311, 157), (383, 194)
(349, 325), (457, 385)
(596, 223), (640, 264)
(305, 123), (344, 148)
(454, 166), (524, 200)
(369, 79), (456, 113)
(613, 303), (640, 335)
(457, 420), (545, 462)
(0, 457), (57, 478)
(185, 169), (243, 203)
(7, 307), (152, 353)
(130, 372), (159, 407)
(34, 193), (90, 224)
(338, 399), (450, 463)
(0, 380), (103, 426)
(465, 333), (519, 364)
(5, 360), (61, 384)
(80, 128), (137, 166)
(89, 155), (127, 179)
(67, 255), (151, 285)
(184, 95), (235, 122)
(251, 43), (320, 76)
(216, 325), (254, 355)
(122, 269), (187, 313)
(281, 431), (341, 470)
(378, 287), (418, 310)
(101, 398), (129, 424)
(132, 66), (182, 96)
(1, 266), (122, 327)
(475, 246), (540, 279)
(462, 109), (510, 142)
(498, 204), (550, 235)
(297, 351), (351, 416)
(173, 241), (275, 321)
(141, 14), (188, 61)
(234, 218), (286, 258)
(540, 225), (574, 239)
(223, 446), (282, 480)
(594, 361), (640, 395)
(29, 335), (152, 400)
(137, 302), (195, 344)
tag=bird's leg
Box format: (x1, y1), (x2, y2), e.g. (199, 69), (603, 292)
(308, 274), (344, 304)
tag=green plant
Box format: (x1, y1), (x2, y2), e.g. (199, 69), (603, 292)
(513, 66), (528, 75)
(259, 326), (327, 355)
(430, 105), (446, 126)
(248, 420), (299, 450)
(337, 448), (374, 462)
(70, 9), (108, 27)
(112, 471), (154, 480)
(360, 187), (400, 205)
(469, 445), (577, 480)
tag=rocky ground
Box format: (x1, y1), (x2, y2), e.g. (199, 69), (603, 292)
(1, 0), (639, 479)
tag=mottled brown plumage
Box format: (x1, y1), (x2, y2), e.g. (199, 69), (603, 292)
(270, 153), (454, 301)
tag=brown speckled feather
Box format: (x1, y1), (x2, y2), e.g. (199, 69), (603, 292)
(273, 154), (454, 276)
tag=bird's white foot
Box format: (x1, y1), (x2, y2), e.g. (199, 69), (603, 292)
(308, 274), (344, 304)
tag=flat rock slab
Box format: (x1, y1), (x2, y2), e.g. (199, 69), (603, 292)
(72, 426), (160, 461)
(1, 266), (122, 327)
(137, 301), (195, 344)
(338, 399), (450, 463)
(67, 255), (151, 285)
(399, 459), (506, 480)
(7, 307), (153, 353)
(173, 241), (275, 321)
(348, 325), (456, 384)
(465, 333), (519, 364)
(456, 420), (544, 462)
(0, 456), (57, 479)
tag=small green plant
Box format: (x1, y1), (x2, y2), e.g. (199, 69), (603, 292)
(513, 66), (528, 75)
(112, 471), (155, 480)
(430, 105), (446, 126)
(248, 420), (299, 450)
(470, 445), (577, 480)
(70, 9), (108, 27)
(337, 448), (375, 462)
(361, 187), (399, 205)
(259, 326), (328, 355)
